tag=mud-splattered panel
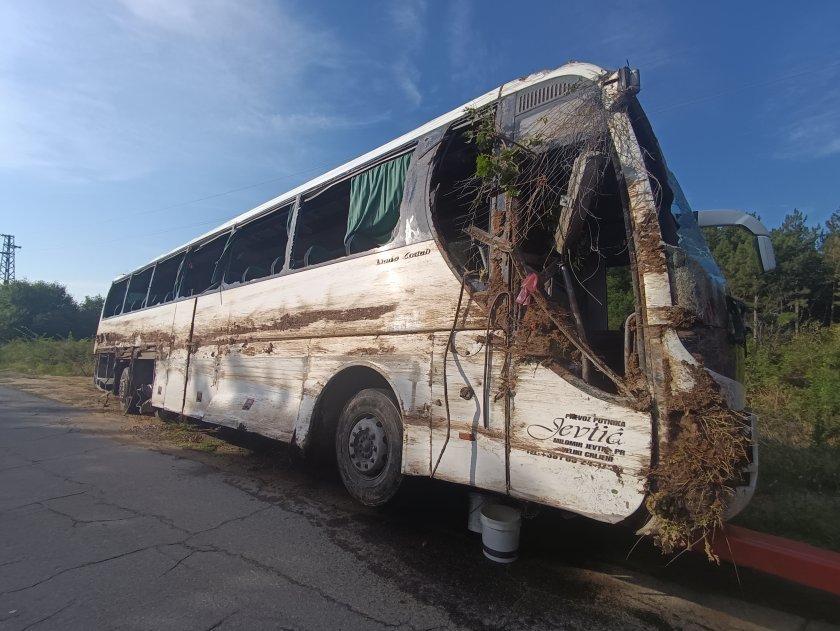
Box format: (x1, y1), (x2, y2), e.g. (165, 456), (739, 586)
(509, 364), (651, 522)
(428, 332), (508, 493)
(297, 334), (434, 476)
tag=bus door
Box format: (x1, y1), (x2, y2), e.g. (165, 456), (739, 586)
(430, 329), (509, 492)
(160, 297), (197, 415)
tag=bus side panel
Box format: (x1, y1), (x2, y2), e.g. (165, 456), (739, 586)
(199, 338), (310, 441)
(428, 332), (508, 492)
(209, 242), (476, 343)
(161, 298), (197, 415)
(181, 292), (224, 421)
(508, 365), (651, 522)
(297, 334), (435, 476)
(95, 302), (178, 406)
(95, 301), (177, 353)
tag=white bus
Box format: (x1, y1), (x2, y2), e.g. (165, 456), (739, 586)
(94, 62), (774, 544)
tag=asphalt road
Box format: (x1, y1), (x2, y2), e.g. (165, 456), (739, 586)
(0, 385), (836, 631)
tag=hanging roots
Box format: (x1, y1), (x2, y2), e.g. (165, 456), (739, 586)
(645, 366), (751, 560)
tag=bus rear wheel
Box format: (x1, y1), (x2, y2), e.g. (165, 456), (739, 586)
(335, 388), (403, 506)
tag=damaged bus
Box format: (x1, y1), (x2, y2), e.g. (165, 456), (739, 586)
(94, 62), (775, 550)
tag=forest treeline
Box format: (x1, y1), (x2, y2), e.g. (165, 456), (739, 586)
(707, 207), (840, 450)
(0, 281), (103, 342)
(705, 208), (840, 340)
(0, 282), (103, 375)
(711, 208), (840, 548)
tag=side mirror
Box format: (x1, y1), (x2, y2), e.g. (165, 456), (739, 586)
(695, 209), (776, 273)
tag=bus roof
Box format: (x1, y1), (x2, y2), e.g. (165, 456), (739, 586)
(122, 61), (609, 280)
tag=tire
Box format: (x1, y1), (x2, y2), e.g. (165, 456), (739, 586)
(335, 388), (403, 506)
(117, 368), (139, 415)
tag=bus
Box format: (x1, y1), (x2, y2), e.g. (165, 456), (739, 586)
(94, 62), (775, 549)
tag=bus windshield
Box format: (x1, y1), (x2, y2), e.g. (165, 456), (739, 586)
(667, 171), (726, 287)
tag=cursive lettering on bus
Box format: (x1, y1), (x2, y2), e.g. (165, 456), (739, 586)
(376, 248), (431, 265)
(403, 248), (430, 260)
(527, 414), (625, 447)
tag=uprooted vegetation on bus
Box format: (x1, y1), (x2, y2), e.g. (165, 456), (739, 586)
(440, 89), (751, 559)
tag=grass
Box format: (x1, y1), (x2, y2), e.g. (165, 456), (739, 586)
(732, 326), (840, 551)
(160, 421), (224, 453)
(0, 337), (94, 376)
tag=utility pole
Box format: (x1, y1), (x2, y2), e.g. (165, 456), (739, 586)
(0, 234), (21, 284)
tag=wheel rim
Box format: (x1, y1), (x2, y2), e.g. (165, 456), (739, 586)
(348, 414), (388, 477)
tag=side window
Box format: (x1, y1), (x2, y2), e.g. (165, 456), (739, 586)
(176, 232), (229, 297)
(104, 278), (128, 318)
(292, 180), (351, 268)
(148, 254), (183, 305)
(123, 267), (153, 313)
(223, 206), (291, 284)
(292, 151), (412, 268)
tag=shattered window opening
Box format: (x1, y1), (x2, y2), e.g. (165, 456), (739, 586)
(292, 179), (352, 268)
(176, 232), (229, 298)
(103, 278), (128, 318)
(432, 88), (638, 393)
(429, 121), (490, 287)
(221, 205), (292, 285)
(123, 266), (153, 313)
(147, 253), (184, 306)
(292, 152), (412, 269)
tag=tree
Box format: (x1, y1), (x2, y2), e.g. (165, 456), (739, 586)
(704, 220), (767, 341)
(75, 295), (105, 338)
(823, 209), (840, 325)
(0, 281), (102, 341)
(766, 209), (830, 334)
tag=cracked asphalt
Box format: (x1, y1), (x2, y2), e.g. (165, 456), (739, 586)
(1, 385), (838, 631)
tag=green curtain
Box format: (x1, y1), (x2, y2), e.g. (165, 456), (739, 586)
(345, 152), (412, 249)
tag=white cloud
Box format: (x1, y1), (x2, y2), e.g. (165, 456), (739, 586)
(446, 0), (488, 87)
(0, 1), (351, 182)
(596, 1), (680, 72)
(266, 110), (392, 135)
(776, 84), (840, 159)
(387, 0), (427, 107)
(388, 1), (427, 49)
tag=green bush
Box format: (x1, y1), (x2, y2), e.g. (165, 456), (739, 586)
(748, 325), (840, 446)
(0, 337), (94, 376)
(735, 325), (840, 550)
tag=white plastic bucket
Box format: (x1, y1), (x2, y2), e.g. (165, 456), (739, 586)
(467, 492), (491, 533)
(480, 504), (521, 563)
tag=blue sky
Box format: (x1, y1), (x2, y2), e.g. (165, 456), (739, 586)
(1, 1), (838, 299)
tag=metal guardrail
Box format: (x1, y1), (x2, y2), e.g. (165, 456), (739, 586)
(708, 525), (840, 597)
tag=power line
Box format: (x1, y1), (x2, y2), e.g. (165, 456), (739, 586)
(1, 234), (21, 284)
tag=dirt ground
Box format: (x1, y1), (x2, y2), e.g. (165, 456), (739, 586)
(0, 373), (263, 470)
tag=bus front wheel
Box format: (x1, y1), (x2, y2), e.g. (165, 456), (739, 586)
(335, 388), (403, 506)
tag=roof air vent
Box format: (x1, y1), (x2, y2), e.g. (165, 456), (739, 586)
(516, 79), (579, 115)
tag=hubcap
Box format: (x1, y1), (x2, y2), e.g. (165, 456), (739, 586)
(348, 415), (387, 476)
